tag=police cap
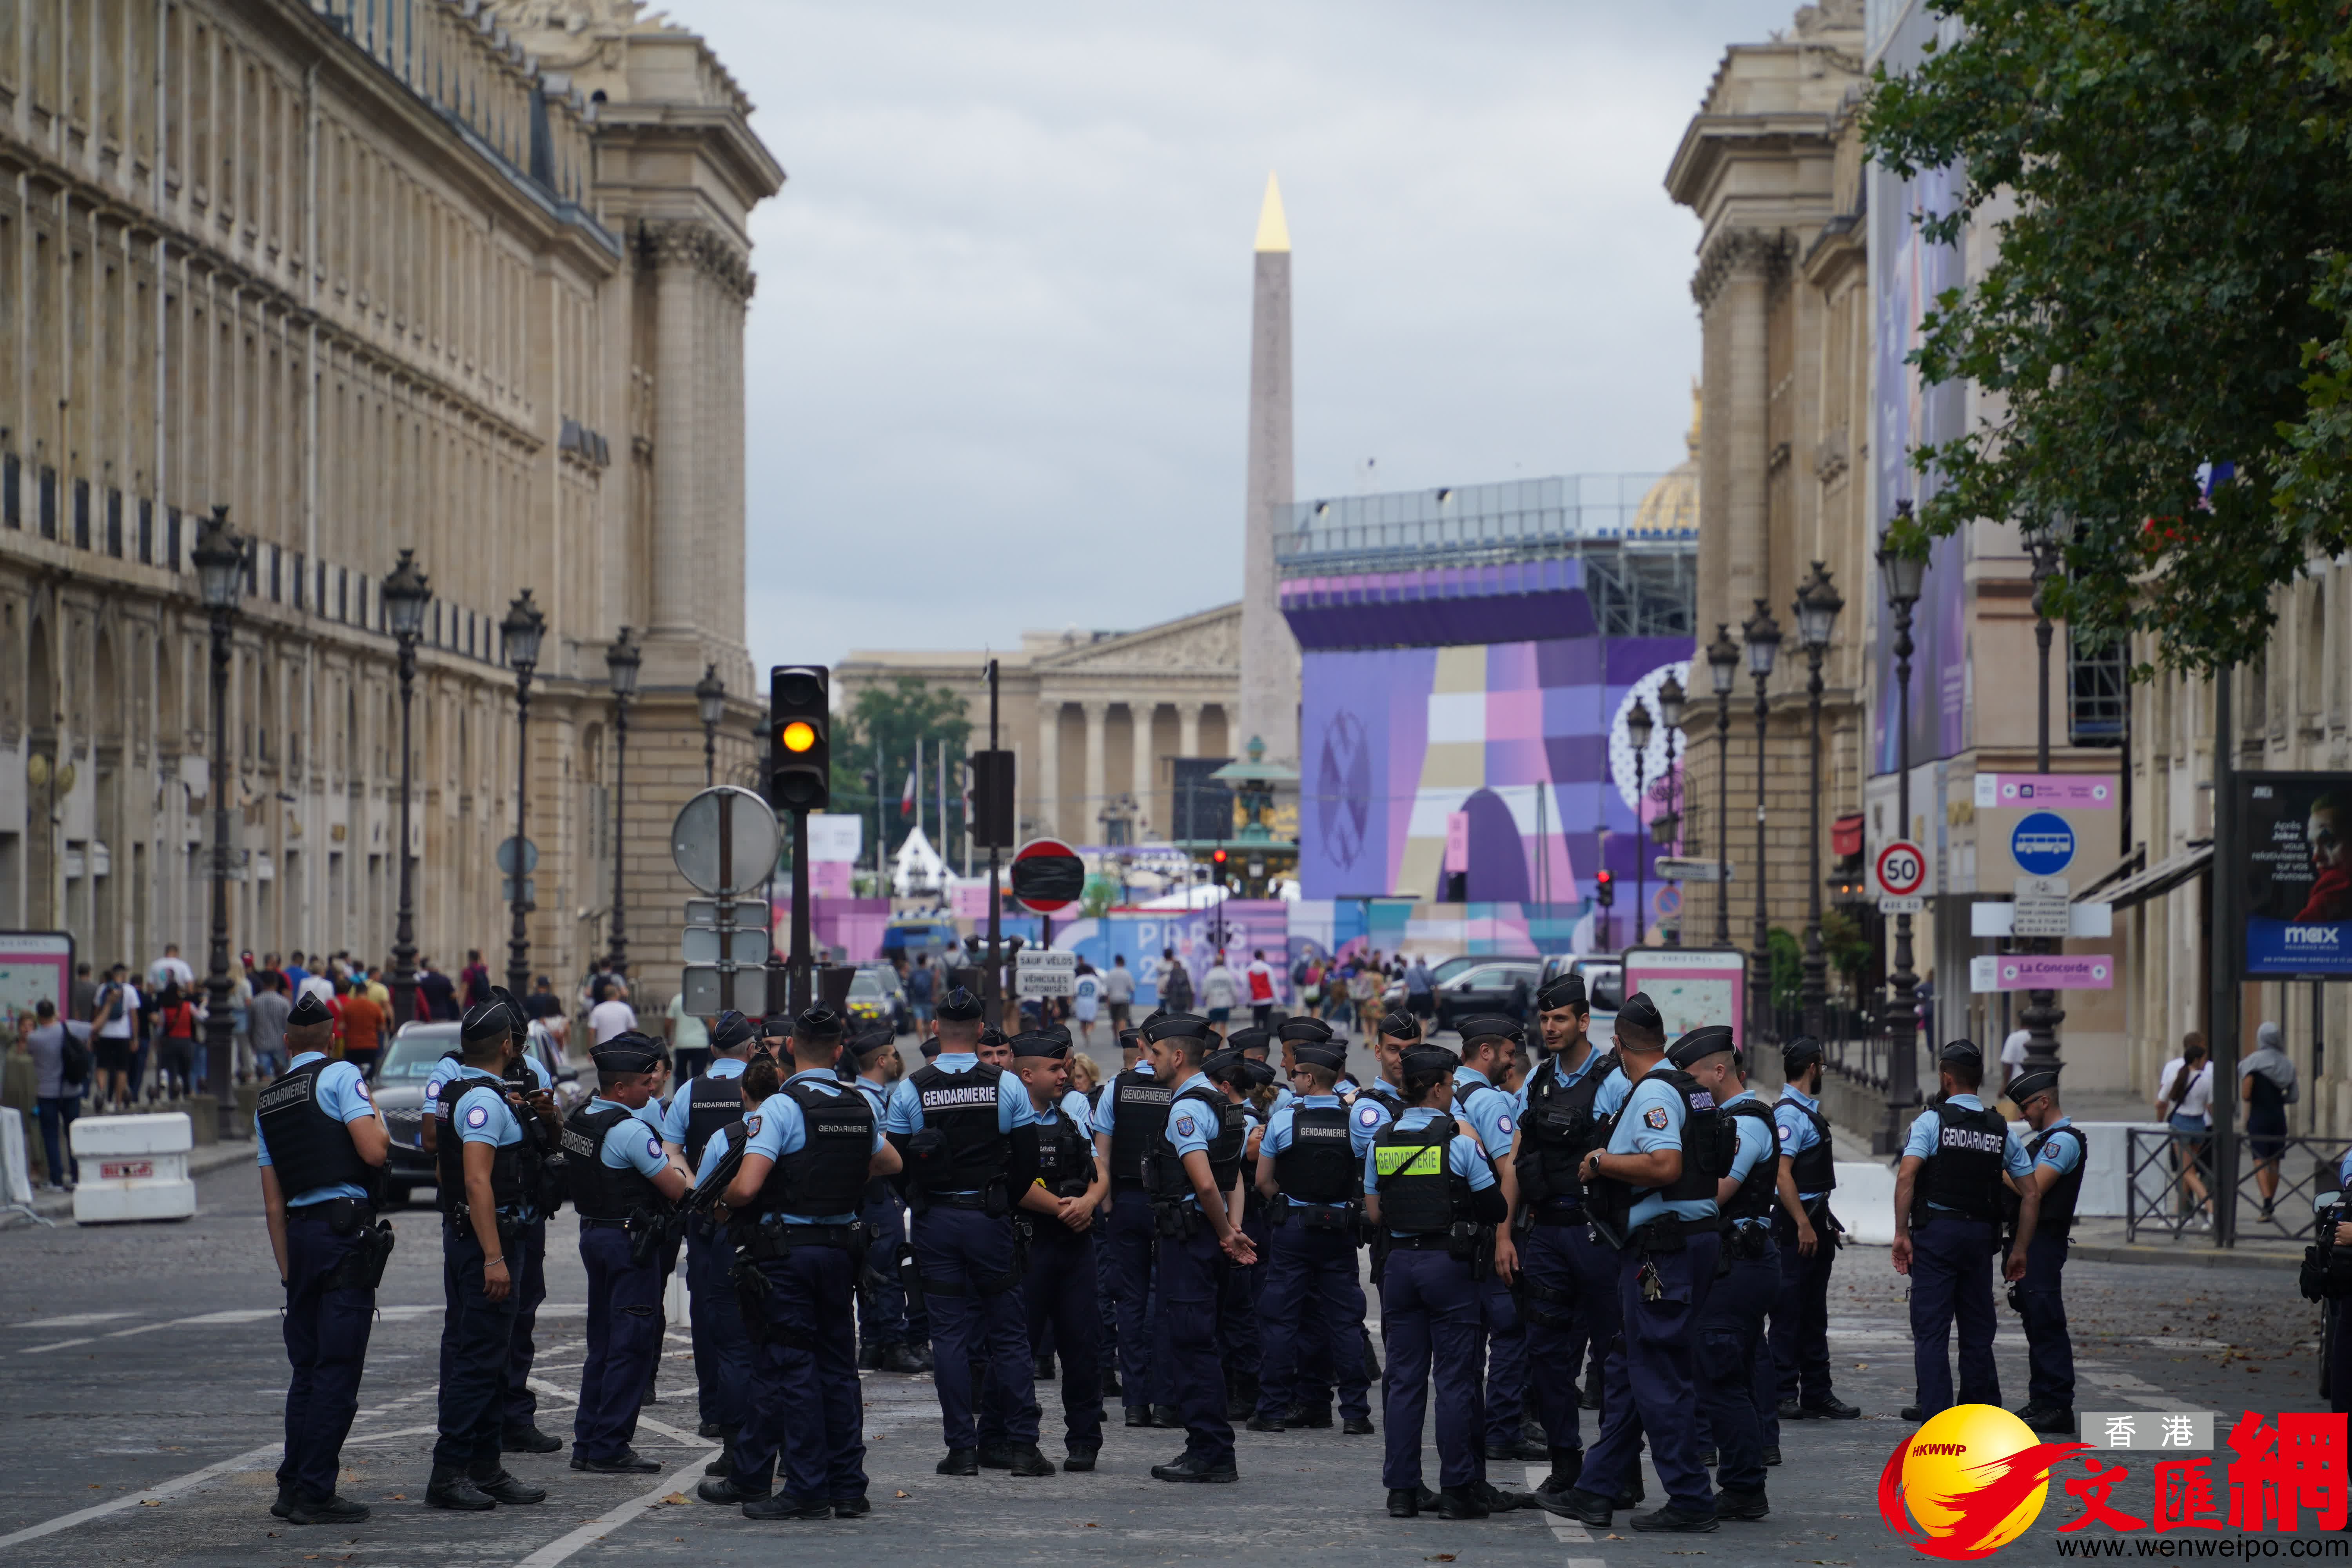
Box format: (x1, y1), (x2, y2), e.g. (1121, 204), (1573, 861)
(286, 990), (333, 1029)
(590, 1030), (664, 1075)
(1614, 990), (1666, 1043)
(919, 1034), (942, 1059)
(1118, 1027), (1143, 1053)
(1010, 1030), (1069, 1059)
(1456, 1014), (1523, 1048)
(708, 1009), (755, 1051)
(759, 1013), (795, 1043)
(1376, 1009), (1423, 1044)
(490, 986), (531, 1040)
(795, 1005), (845, 1041)
(1045, 1022), (1074, 1049)
(1226, 1026), (1273, 1058)
(851, 1023), (897, 1059)
(1781, 1035), (1825, 1074)
(1938, 1039), (1984, 1066)
(1143, 1013), (1212, 1045)
(978, 1025), (1007, 1052)
(1292, 1042), (1347, 1073)
(1277, 1016), (1336, 1045)
(2006, 1068), (2059, 1104)
(461, 1000), (514, 1044)
(1666, 1025), (1737, 1069)
(1399, 1043), (1460, 1079)
(936, 987), (984, 1022)
(1536, 973), (1587, 1012)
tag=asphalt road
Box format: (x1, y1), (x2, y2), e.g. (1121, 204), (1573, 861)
(0, 1155), (2336, 1566)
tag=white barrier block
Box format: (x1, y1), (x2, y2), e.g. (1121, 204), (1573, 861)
(0, 1107), (36, 1209)
(1830, 1160), (1899, 1243)
(71, 1112), (198, 1224)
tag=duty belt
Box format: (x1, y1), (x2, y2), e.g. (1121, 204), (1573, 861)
(579, 1216), (631, 1229)
(922, 1190), (995, 1210)
(1386, 1233), (1461, 1251)
(1532, 1201), (1587, 1225)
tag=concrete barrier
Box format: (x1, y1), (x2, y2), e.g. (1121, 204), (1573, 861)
(70, 1112), (196, 1223)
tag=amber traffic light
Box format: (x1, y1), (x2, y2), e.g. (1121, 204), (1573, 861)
(767, 666), (829, 811)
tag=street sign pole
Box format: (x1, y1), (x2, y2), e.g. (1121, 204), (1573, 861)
(985, 658), (1003, 1028)
(790, 806), (812, 1016)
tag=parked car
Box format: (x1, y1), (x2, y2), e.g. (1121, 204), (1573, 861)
(1539, 954), (1625, 1046)
(847, 964), (911, 1036)
(1430, 958), (1545, 1033)
(372, 1019), (585, 1207)
(1381, 954), (1488, 1011)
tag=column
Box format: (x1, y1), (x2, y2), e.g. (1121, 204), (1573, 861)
(1177, 701), (1202, 760)
(646, 223), (704, 637)
(1081, 700), (1109, 843)
(1130, 702), (1158, 837)
(1035, 699), (1062, 841)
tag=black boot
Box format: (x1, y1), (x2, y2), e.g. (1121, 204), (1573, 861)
(503, 1425), (563, 1454)
(1343, 1415), (1376, 1435)
(698, 1474), (771, 1505)
(469, 1468), (547, 1505)
(1613, 1474), (1646, 1508)
(1631, 1503), (1720, 1532)
(1715, 1488), (1770, 1521)
(879, 1344), (927, 1374)
(936, 1447), (980, 1476)
(426, 1466), (497, 1512)
(270, 1484), (295, 1520)
(703, 1426), (739, 1477)
(1063, 1446), (1099, 1473)
(1151, 1404), (1182, 1428)
(1004, 1443), (1057, 1477)
(1476, 1481), (1538, 1512)
(1536, 1445), (1584, 1502)
(1125, 1406), (1156, 1428)
(1436, 1484), (1490, 1520)
(281, 1491), (372, 1526)
(1101, 1367), (1122, 1397)
(1036, 1354), (1057, 1382)
(741, 1492), (833, 1521)
(1547, 1487), (1614, 1527)
(1388, 1487), (1429, 1518)
(1149, 1452), (1238, 1483)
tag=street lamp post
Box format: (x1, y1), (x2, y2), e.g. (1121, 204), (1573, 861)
(2021, 521), (2071, 1078)
(1628, 697), (1653, 948)
(1742, 600), (1782, 1043)
(605, 628), (641, 975)
(1794, 562), (1845, 1040)
(1877, 506), (1928, 1152)
(1657, 673), (1685, 946)
(191, 507), (244, 1137)
(1706, 624), (1740, 946)
(695, 663), (726, 789)
(381, 551), (432, 1027)
(501, 591), (545, 1000)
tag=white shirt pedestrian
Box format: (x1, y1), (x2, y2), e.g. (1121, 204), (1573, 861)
(589, 994), (639, 1046)
(2155, 1054), (2216, 1126)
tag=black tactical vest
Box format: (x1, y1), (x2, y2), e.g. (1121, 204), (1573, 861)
(1723, 1098), (1782, 1221)
(907, 1061), (1012, 1191)
(1035, 1106), (1094, 1197)
(682, 1069), (747, 1170)
(1106, 1069), (1176, 1184)
(1516, 1048), (1619, 1208)
(751, 1079), (874, 1220)
(563, 1104), (662, 1220)
(2010, 1123), (2087, 1238)
(1914, 1100), (2009, 1223)
(1371, 1114), (1472, 1234)
(1783, 1094), (1838, 1194)
(1274, 1102), (1357, 1204)
(257, 1057), (382, 1203)
(1359, 1080), (1406, 1122)
(433, 1063), (525, 1214)
(1149, 1083), (1246, 1201)
(1645, 1067), (1731, 1204)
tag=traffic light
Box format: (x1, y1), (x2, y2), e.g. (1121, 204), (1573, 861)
(1211, 849), (1227, 865)
(1593, 868), (1615, 908)
(767, 665), (829, 811)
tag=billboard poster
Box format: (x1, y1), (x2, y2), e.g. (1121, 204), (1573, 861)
(1622, 948), (1748, 1052)
(0, 931), (74, 1034)
(2239, 773), (2352, 977)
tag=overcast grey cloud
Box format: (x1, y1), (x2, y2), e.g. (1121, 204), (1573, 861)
(669, 1), (1794, 672)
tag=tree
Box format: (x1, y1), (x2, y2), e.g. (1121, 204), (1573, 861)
(832, 676), (973, 866)
(1862, 0), (2352, 675)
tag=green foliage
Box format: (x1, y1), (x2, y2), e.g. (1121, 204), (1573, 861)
(830, 677), (973, 854)
(1768, 926), (1804, 1012)
(1819, 906), (1875, 996)
(1862, 0), (2352, 675)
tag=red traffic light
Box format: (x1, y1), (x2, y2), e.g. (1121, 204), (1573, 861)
(1594, 868), (1615, 907)
(1212, 849), (1227, 863)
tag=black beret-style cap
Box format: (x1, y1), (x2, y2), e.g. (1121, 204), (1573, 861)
(1011, 1030), (1069, 1059)
(1400, 1043), (1460, 1078)
(1045, 1022), (1073, 1048)
(1615, 990), (1665, 1038)
(1666, 1025), (1738, 1069)
(759, 1013), (795, 1039)
(851, 1024), (896, 1058)
(709, 1009), (754, 1051)
(1536, 973), (1587, 1011)
(2005, 1068), (2060, 1103)
(1456, 1014), (1524, 1047)
(1781, 1035), (1825, 1071)
(490, 987), (530, 1038)
(1226, 1027), (1273, 1057)
(1277, 1016), (1336, 1044)
(461, 1000), (514, 1043)
(936, 987), (984, 1022)
(1293, 1042), (1347, 1073)
(287, 991), (333, 1029)
(978, 1025), (1007, 1050)
(919, 1034), (942, 1058)
(1376, 1009), (1423, 1043)
(1118, 1028), (1143, 1051)
(795, 1006), (845, 1040)
(590, 1030), (664, 1075)
(1143, 1013), (1212, 1044)
(1938, 1038), (1984, 1065)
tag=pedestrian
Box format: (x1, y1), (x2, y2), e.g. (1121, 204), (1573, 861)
(1548, 999), (1727, 1533)
(1071, 961), (1101, 1049)
(231, 958), (255, 1082)
(907, 953), (937, 1030)
(256, 991), (391, 1525)
(662, 1009), (759, 1443)
(416, 958), (457, 1022)
(334, 974), (385, 1082)
(846, 1025), (927, 1374)
(1161, 953), (1194, 1013)
(666, 989), (711, 1083)
(1139, 1011), (1256, 1483)
(1404, 955), (1435, 1022)
(1103, 956), (1134, 1033)
(1365, 1040), (1526, 1519)
(2153, 1033), (2215, 1227)
(148, 942), (196, 995)
(18, 1000), (89, 1188)
(1012, 1027), (1109, 1470)
(1686, 1038), (1780, 1522)
(712, 1007), (900, 1520)
(1759, 1036), (1853, 1456)
(423, 1001), (550, 1512)
(2003, 1068), (2083, 1435)
(461, 950), (492, 1010)
(93, 963), (140, 1109)
(1450, 1016), (1537, 1462)
(2240, 1022), (2299, 1222)
(1201, 954), (1238, 1033)
(1245, 949), (1276, 1030)
(1998, 1024), (2030, 1098)
(249, 968), (294, 1082)
(885, 989), (1056, 1477)
(1894, 1040), (2038, 1423)
(70, 960), (98, 1025)
(566, 1031), (691, 1474)
(589, 983), (639, 1047)
(152, 982), (201, 1097)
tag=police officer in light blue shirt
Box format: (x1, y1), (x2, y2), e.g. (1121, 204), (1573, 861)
(1249, 1037), (1372, 1436)
(1686, 1038), (1780, 1519)
(1756, 1036), (1847, 1456)
(845, 1023), (925, 1374)
(1894, 1041), (2038, 1423)
(1452, 1016), (1537, 1462)
(256, 993), (390, 1526)
(2005, 1069), (2085, 1433)
(661, 1009), (759, 1448)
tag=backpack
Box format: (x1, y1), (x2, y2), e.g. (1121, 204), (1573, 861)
(1164, 965), (1194, 1010)
(60, 1025), (93, 1087)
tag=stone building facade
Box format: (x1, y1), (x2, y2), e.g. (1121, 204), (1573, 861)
(835, 604), (1242, 853)
(0, 0), (777, 1013)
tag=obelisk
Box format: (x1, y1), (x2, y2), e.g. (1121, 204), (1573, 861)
(1239, 172), (1300, 768)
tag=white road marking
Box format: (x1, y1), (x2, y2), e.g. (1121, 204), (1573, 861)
(12, 1312), (138, 1329)
(2073, 1361), (2206, 1412)
(512, 1438), (724, 1568)
(338, 1424), (441, 1446)
(20, 1336), (99, 1354)
(0, 1440), (286, 1550)
(1524, 1464), (1591, 1541)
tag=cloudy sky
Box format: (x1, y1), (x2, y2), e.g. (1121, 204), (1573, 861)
(672, 1), (1794, 673)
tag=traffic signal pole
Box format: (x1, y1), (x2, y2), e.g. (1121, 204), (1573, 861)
(984, 657), (1003, 1028)
(789, 805), (811, 1015)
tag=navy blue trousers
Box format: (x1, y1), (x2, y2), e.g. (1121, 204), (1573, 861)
(1764, 1205), (1838, 1446)
(1908, 1214), (2001, 1419)
(1477, 1267), (1526, 1447)
(574, 1223), (664, 1462)
(1220, 1202), (1267, 1381)
(1519, 1218), (1621, 1457)
(686, 1220), (751, 1433)
(1024, 1222), (1104, 1453)
(1582, 1231), (1720, 1515)
(435, 1223), (521, 1472)
(277, 1207), (377, 1499)
(501, 1218), (549, 1433)
(1696, 1234), (1779, 1496)
(857, 1183), (912, 1351)
(733, 1243), (867, 1504)
(913, 1205), (1038, 1449)
(1253, 1218), (1370, 1422)
(2017, 1230), (2073, 1409)
(1377, 1245), (1485, 1491)
(1159, 1223), (1235, 1466)
(1106, 1186), (1164, 1409)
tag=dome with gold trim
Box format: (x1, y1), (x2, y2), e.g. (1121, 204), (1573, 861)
(1630, 381), (1700, 535)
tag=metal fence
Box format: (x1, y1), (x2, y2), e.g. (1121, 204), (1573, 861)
(2125, 1127), (2339, 1244)
(1798, 1001), (1929, 1096)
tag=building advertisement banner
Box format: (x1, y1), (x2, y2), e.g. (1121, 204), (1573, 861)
(2238, 773), (2352, 977)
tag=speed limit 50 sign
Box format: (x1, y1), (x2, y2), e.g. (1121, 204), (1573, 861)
(1875, 840), (1929, 912)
